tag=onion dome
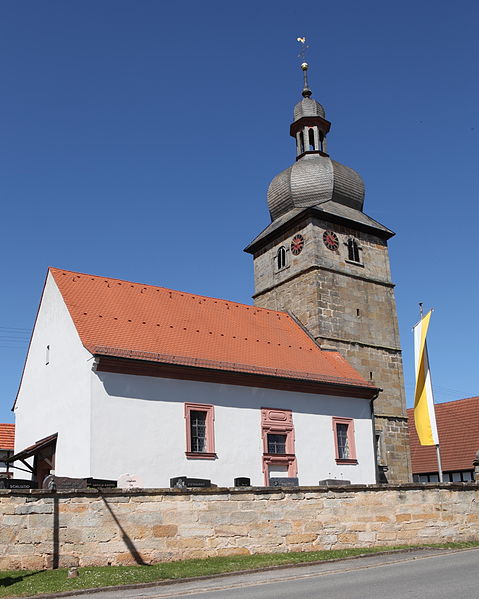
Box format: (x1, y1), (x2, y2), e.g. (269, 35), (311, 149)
(294, 96), (325, 120)
(268, 155), (364, 221)
(267, 62), (365, 222)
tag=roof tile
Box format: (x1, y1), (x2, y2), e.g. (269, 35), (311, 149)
(408, 397), (479, 473)
(0, 423), (15, 450)
(50, 268), (373, 389)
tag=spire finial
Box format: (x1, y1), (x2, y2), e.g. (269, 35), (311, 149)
(297, 37), (312, 98)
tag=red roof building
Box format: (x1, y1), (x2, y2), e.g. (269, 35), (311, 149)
(13, 268), (380, 488)
(407, 397), (479, 482)
(0, 423), (15, 450)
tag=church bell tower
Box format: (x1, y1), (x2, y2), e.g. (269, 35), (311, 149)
(244, 61), (411, 483)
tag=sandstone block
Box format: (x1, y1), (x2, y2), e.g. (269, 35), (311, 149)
(112, 552), (144, 566)
(79, 554), (115, 567)
(286, 533), (317, 544)
(230, 511), (262, 524)
(0, 556), (23, 570)
(337, 533), (358, 544)
(45, 554), (79, 569)
(214, 524), (248, 537)
(153, 525), (177, 537)
(216, 547), (250, 557)
(166, 538), (204, 549)
(395, 514), (411, 522)
(376, 531), (397, 541)
(58, 503), (88, 513)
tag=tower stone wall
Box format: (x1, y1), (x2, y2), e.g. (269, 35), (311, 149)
(251, 215), (411, 482)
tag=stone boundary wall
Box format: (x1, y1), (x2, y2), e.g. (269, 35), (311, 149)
(1, 484), (478, 570)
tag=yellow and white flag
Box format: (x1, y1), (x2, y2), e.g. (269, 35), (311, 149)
(413, 310), (439, 446)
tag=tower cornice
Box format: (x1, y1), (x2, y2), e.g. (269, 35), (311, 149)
(290, 115), (331, 138)
(244, 205), (395, 256)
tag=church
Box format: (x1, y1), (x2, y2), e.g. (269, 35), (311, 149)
(11, 61), (410, 487)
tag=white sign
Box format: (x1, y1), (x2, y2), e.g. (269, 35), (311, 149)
(118, 473), (144, 489)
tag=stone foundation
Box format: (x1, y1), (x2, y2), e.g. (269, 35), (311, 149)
(1, 484), (478, 570)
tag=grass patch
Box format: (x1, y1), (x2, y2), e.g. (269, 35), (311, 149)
(1, 542), (478, 598)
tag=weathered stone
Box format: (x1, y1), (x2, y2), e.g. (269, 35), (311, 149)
(216, 547), (250, 557)
(152, 525), (177, 537)
(1, 486), (478, 570)
(251, 215), (412, 484)
(166, 538), (204, 549)
(286, 533), (317, 544)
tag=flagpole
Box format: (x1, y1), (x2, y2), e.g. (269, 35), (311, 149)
(418, 303), (443, 483)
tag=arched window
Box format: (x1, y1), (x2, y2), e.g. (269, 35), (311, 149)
(308, 128), (315, 151)
(277, 246), (286, 269)
(318, 131), (324, 152)
(347, 238), (360, 263)
(299, 131), (305, 154)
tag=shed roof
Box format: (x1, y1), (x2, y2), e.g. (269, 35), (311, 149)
(408, 397), (479, 473)
(50, 268), (375, 391)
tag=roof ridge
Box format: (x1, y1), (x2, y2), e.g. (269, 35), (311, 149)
(49, 267), (292, 319)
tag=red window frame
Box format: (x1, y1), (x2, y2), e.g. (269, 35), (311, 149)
(332, 417), (358, 464)
(261, 408), (297, 485)
(184, 403), (216, 460)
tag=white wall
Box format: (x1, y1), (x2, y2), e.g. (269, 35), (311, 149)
(14, 272), (93, 478)
(91, 371), (376, 487)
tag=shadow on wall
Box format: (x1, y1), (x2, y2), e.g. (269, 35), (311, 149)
(49, 493), (148, 569)
(53, 496), (59, 568)
(96, 372), (370, 419)
(99, 493), (148, 566)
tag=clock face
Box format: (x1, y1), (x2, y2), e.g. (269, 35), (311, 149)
(323, 230), (339, 251)
(290, 234), (304, 255)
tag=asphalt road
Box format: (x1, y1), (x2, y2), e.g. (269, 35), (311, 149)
(57, 548), (479, 599)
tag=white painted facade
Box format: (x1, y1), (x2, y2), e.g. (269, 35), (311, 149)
(14, 273), (376, 486)
(14, 272), (93, 477)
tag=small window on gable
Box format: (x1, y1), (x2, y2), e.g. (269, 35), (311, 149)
(333, 417), (357, 464)
(277, 246), (287, 270)
(185, 403), (216, 459)
(308, 128), (315, 151)
(347, 238), (361, 263)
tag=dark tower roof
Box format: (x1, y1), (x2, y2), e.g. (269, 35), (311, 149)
(267, 62), (365, 222)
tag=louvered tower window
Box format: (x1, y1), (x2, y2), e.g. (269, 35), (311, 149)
(277, 246), (286, 269)
(347, 238), (360, 263)
(299, 131), (305, 153)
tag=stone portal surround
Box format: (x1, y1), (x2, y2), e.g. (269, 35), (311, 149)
(0, 484), (478, 570)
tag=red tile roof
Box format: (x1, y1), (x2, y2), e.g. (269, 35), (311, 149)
(50, 268), (374, 391)
(0, 423), (15, 450)
(408, 397), (479, 473)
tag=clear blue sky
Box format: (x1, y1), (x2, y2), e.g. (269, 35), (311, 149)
(1, 1), (478, 423)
